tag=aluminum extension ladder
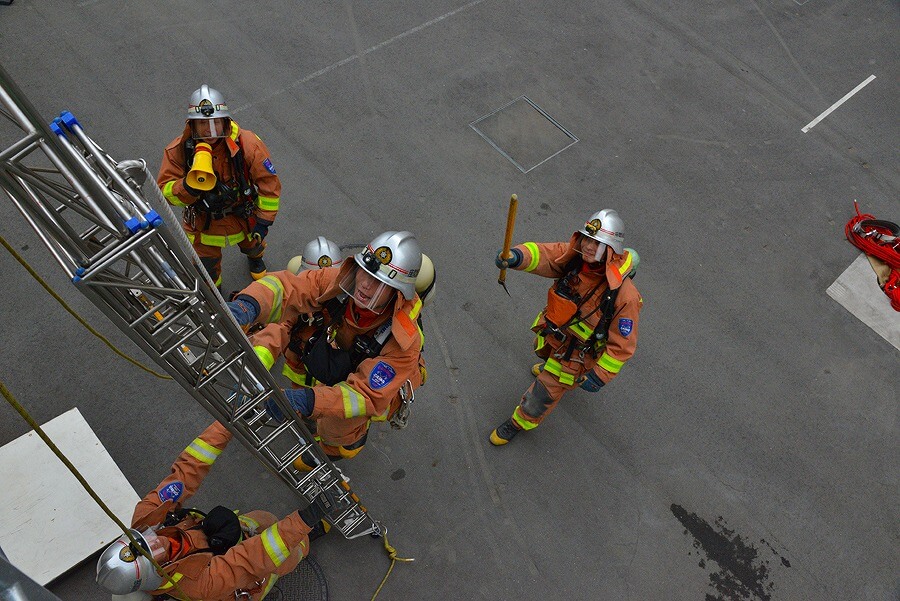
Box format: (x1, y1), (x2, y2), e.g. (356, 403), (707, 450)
(0, 64), (382, 540)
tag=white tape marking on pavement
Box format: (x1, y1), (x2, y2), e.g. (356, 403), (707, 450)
(802, 75), (876, 133)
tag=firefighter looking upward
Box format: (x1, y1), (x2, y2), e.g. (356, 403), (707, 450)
(490, 209), (643, 445)
(157, 84), (281, 289)
(226, 231), (431, 466)
(95, 421), (330, 601)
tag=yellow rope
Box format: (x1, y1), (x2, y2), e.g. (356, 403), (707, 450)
(371, 529), (415, 600)
(0, 378), (193, 600)
(0, 234), (171, 380)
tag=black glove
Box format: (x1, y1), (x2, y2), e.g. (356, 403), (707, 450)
(182, 177), (202, 197)
(580, 371), (605, 393)
(251, 218), (273, 242)
(495, 247), (523, 269)
(297, 484), (341, 526)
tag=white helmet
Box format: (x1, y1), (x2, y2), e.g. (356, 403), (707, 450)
(355, 231), (422, 300)
(188, 85), (230, 120)
(579, 209), (625, 255)
(187, 85), (230, 139)
(96, 529), (166, 595)
(289, 237), (344, 273)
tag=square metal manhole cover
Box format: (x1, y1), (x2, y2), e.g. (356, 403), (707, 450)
(470, 96), (578, 173)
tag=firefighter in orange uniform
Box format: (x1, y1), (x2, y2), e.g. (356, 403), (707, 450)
(157, 84), (281, 289)
(490, 209), (642, 445)
(95, 421), (329, 600)
(250, 237), (345, 390)
(227, 231), (429, 465)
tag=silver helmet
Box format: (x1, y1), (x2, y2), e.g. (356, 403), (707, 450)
(580, 209), (625, 255)
(96, 529), (165, 595)
(301, 237), (344, 271)
(354, 231), (422, 300)
(187, 85), (230, 120)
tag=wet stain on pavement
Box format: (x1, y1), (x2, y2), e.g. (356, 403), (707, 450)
(390, 468), (406, 481)
(671, 504), (789, 601)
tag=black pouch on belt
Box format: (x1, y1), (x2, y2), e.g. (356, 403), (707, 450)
(303, 333), (354, 386)
(202, 505), (243, 555)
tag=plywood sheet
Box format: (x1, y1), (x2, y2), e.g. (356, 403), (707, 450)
(0, 408), (139, 585)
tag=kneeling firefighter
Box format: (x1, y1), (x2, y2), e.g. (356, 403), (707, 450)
(489, 209), (643, 445)
(95, 421), (332, 601)
(227, 231), (434, 465)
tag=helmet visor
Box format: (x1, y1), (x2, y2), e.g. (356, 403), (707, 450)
(190, 118), (229, 140)
(578, 234), (607, 263)
(340, 264), (394, 313)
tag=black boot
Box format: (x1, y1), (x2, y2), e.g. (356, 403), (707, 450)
(489, 418), (521, 446)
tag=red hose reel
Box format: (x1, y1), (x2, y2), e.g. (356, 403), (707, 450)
(845, 201), (900, 311)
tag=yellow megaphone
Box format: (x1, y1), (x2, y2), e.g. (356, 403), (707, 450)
(186, 142), (216, 191)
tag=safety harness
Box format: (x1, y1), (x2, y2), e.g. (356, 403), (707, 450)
(183, 130), (259, 230)
(845, 201), (900, 311)
(290, 294), (395, 386)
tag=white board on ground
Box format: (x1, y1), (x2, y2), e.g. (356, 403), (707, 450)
(826, 253), (900, 351)
(0, 407), (139, 585)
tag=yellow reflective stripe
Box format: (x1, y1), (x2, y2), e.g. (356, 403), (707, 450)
(618, 251), (633, 276)
(531, 311), (544, 328)
(598, 353), (624, 374)
(523, 242), (540, 272)
(199, 231), (246, 247)
(261, 523), (290, 567)
(544, 358), (575, 385)
(239, 515), (260, 530)
(262, 574), (279, 598)
(568, 320), (593, 340)
(254, 346), (275, 370)
(338, 382), (366, 418)
(417, 323), (425, 350)
(185, 437), (222, 465)
(230, 120), (240, 141)
(256, 276), (284, 323)
(257, 195), (279, 211)
(162, 181), (188, 206)
(282, 364), (314, 386)
(186, 232), (195, 243)
(408, 298), (422, 320)
(534, 333), (546, 351)
(512, 409), (538, 430)
(158, 572), (184, 590)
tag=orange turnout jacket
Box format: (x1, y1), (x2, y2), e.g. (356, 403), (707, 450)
(131, 422), (312, 601)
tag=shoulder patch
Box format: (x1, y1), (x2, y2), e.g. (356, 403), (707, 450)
(262, 158), (276, 174)
(369, 361), (396, 390)
(159, 481), (184, 504)
(618, 318), (633, 337)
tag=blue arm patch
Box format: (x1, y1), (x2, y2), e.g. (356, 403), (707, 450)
(369, 361), (396, 389)
(618, 318), (633, 337)
(158, 481), (184, 503)
(262, 158), (276, 174)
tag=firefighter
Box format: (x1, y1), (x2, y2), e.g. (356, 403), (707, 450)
(95, 421), (331, 601)
(489, 209), (642, 445)
(157, 84), (282, 289)
(252, 237), (346, 390)
(226, 231), (428, 465)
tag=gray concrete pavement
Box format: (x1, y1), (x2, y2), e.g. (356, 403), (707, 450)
(1, 1), (897, 599)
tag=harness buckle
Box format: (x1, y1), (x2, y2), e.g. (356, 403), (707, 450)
(390, 379), (415, 430)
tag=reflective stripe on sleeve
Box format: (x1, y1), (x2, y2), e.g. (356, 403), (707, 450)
(254, 346), (276, 370)
(338, 382), (366, 418)
(239, 514), (260, 533)
(408, 298), (422, 320)
(157, 572), (184, 590)
(257, 195), (280, 211)
(256, 276), (285, 323)
(598, 353), (624, 374)
(283, 364), (315, 387)
(618, 251), (633, 276)
(543, 358), (575, 385)
(162, 181), (188, 207)
(185, 437), (223, 465)
(261, 523), (290, 567)
(523, 242), (540, 272)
